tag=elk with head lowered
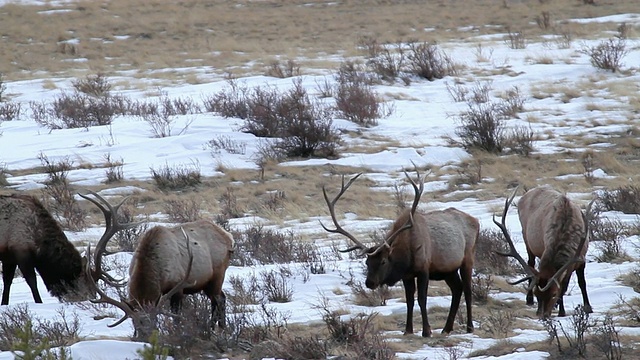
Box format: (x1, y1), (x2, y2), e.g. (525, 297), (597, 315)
(89, 219), (234, 338)
(493, 186), (594, 319)
(0, 191), (137, 305)
(321, 170), (479, 337)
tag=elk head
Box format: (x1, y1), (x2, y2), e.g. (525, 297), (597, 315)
(320, 170), (425, 289)
(494, 187), (594, 319)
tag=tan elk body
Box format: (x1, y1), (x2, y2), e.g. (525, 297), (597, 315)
(323, 172), (478, 337)
(495, 186), (593, 319)
(127, 220), (234, 328)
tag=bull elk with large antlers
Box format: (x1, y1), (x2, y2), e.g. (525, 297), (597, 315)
(0, 191), (137, 305)
(89, 220), (234, 338)
(494, 186), (594, 319)
(321, 170), (479, 337)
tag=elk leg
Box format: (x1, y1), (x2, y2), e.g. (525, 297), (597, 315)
(1, 262), (17, 305)
(576, 263), (592, 313)
(442, 272), (463, 334)
(18, 264), (42, 304)
(460, 263), (474, 333)
(169, 293), (183, 314)
(526, 251), (536, 306)
(213, 291), (227, 329)
(416, 273), (431, 337)
(402, 278), (416, 335)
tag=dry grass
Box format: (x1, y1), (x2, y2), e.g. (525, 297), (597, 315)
(1, 0), (636, 82)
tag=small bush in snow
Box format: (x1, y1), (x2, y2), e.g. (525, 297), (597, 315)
(150, 161), (201, 191)
(265, 59), (301, 78)
(581, 38), (628, 73)
(406, 41), (457, 80)
(597, 185), (640, 214)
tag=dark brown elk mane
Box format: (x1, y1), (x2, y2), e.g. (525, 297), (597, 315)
(127, 226), (165, 302)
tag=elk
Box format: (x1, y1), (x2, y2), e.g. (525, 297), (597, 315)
(493, 186), (594, 319)
(0, 191), (137, 305)
(90, 219), (234, 337)
(321, 171), (479, 337)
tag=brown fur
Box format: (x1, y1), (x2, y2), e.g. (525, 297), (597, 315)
(517, 186), (592, 318)
(365, 207), (479, 337)
(0, 194), (92, 305)
(128, 219), (234, 328)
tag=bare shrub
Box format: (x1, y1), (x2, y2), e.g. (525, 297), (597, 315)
(0, 163), (8, 186)
(345, 268), (390, 306)
(504, 124), (536, 156)
(230, 225), (313, 266)
(361, 37), (406, 82)
(544, 305), (595, 357)
(202, 78), (250, 118)
(592, 217), (631, 263)
(0, 304), (81, 351)
(140, 111), (187, 138)
(260, 267), (294, 303)
(536, 11), (552, 30)
(265, 59), (301, 78)
(164, 196), (202, 223)
(314, 77), (334, 98)
(581, 151), (595, 184)
(50, 91), (116, 129)
(0, 73), (6, 102)
(407, 41), (456, 80)
(499, 86), (526, 117)
(335, 60), (378, 86)
(72, 73), (112, 98)
(592, 315), (623, 360)
(113, 204), (149, 252)
(505, 28), (527, 49)
(226, 274), (261, 308)
(216, 187), (242, 224)
(481, 307), (515, 338)
(206, 135), (247, 155)
(598, 185), (640, 214)
(38, 153), (86, 231)
(472, 273), (494, 304)
(616, 23), (630, 40)
(335, 75), (388, 127)
(103, 153), (124, 183)
(446, 81), (469, 102)
(318, 306), (393, 359)
(475, 229), (518, 276)
(0, 101), (21, 121)
(453, 102), (506, 153)
(150, 161), (202, 191)
(580, 38), (628, 72)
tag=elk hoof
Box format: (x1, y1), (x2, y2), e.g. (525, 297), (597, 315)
(421, 330), (432, 337)
(584, 305), (593, 314)
(466, 325), (474, 333)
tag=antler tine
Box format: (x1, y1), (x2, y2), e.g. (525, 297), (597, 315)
(156, 227), (196, 307)
(78, 190), (144, 281)
(320, 173), (368, 253)
(403, 165), (427, 216)
(493, 186), (537, 285)
(84, 256), (136, 328)
(539, 196), (597, 293)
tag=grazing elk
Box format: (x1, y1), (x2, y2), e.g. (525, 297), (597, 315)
(321, 171), (479, 337)
(494, 186), (594, 319)
(90, 219), (234, 337)
(0, 191), (136, 305)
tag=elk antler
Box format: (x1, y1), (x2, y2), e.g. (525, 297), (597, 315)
(320, 173), (369, 253)
(384, 167), (426, 245)
(88, 227), (195, 328)
(78, 190), (144, 285)
(538, 197), (597, 292)
(493, 186), (539, 290)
